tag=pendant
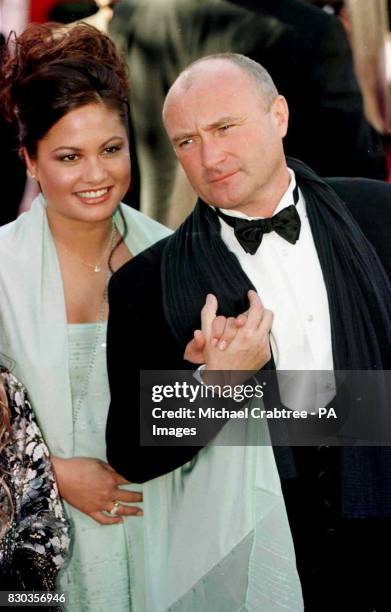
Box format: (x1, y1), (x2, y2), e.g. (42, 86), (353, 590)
(94, 265), (101, 273)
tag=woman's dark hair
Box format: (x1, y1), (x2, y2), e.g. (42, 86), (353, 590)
(0, 22), (130, 158)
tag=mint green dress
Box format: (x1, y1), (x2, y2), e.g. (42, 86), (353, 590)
(58, 322), (144, 611)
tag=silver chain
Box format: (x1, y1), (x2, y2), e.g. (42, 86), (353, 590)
(58, 226), (114, 273)
(71, 225), (117, 424)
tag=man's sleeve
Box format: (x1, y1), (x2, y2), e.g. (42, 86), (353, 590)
(106, 273), (228, 483)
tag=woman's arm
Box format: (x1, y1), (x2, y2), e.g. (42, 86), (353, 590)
(51, 455), (143, 524)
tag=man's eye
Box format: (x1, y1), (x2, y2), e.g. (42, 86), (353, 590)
(219, 124), (233, 132)
(178, 138), (193, 148)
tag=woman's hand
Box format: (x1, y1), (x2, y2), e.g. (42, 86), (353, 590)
(51, 456), (143, 525)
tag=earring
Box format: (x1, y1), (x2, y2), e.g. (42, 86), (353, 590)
(27, 169), (36, 180)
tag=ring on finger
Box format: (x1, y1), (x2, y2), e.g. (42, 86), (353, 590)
(109, 499), (121, 516)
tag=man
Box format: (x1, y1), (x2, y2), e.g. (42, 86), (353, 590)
(106, 54), (391, 610)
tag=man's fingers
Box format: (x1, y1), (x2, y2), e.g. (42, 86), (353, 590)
(193, 329), (205, 350)
(217, 317), (237, 350)
(235, 313), (248, 327)
(211, 315), (227, 346)
(245, 290), (264, 330)
(200, 293), (218, 340)
(253, 308), (273, 366)
(256, 308), (273, 335)
(183, 330), (205, 363)
(252, 308), (273, 367)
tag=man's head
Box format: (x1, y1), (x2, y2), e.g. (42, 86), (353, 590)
(163, 54), (290, 216)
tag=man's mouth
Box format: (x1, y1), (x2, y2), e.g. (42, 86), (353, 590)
(209, 171), (238, 184)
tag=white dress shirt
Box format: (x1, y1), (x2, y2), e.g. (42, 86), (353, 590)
(217, 169), (335, 409)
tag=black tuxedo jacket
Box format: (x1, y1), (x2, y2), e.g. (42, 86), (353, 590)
(106, 177), (391, 484)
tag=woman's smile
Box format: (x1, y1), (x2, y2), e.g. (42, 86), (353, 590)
(74, 186), (114, 205)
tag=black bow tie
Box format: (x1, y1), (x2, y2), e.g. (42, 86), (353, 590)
(215, 185), (301, 255)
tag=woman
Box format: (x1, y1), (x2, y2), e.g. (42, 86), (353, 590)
(0, 23), (170, 610)
(0, 365), (69, 594)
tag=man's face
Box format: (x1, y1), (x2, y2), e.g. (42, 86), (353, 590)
(163, 60), (289, 216)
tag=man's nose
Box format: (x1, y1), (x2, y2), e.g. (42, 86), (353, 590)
(200, 139), (226, 169)
(83, 157), (109, 184)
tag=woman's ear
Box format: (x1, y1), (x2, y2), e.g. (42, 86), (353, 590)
(21, 147), (38, 181)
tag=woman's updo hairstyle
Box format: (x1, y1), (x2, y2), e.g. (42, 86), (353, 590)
(0, 23), (130, 157)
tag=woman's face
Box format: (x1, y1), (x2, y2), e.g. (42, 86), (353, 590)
(24, 102), (131, 223)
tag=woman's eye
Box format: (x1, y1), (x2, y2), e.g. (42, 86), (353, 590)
(219, 124), (233, 132)
(60, 154), (79, 162)
(103, 145), (121, 154)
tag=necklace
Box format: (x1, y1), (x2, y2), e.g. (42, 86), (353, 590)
(71, 227), (117, 425)
(59, 224), (116, 273)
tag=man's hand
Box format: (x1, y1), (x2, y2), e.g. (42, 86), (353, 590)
(51, 456), (143, 524)
(201, 290), (273, 375)
(184, 309), (247, 364)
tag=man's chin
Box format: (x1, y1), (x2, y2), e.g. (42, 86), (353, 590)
(202, 191), (242, 210)
(211, 199), (241, 211)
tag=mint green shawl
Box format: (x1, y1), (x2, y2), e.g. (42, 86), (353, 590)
(0, 195), (170, 456)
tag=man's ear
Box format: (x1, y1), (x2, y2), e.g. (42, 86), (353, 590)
(271, 95), (289, 138)
(21, 147), (38, 181)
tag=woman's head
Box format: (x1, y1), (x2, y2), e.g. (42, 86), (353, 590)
(1, 22), (130, 156)
(0, 23), (131, 221)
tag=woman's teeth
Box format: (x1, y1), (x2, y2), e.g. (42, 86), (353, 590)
(77, 188), (109, 199)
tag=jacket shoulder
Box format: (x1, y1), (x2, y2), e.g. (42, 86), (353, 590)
(326, 177), (391, 273)
(110, 235), (170, 295)
(326, 177), (391, 216)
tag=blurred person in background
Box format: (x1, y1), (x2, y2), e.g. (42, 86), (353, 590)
(0, 0), (29, 225)
(0, 363), (69, 596)
(110, 0), (387, 227)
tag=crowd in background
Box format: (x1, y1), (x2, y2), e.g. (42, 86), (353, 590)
(1, 0), (391, 226)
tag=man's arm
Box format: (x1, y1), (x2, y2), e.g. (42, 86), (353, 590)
(106, 272), (204, 483)
(106, 262), (273, 483)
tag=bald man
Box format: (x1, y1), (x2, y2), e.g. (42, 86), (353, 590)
(107, 54), (391, 610)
